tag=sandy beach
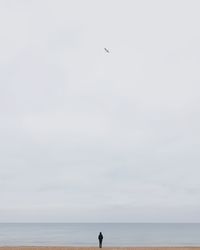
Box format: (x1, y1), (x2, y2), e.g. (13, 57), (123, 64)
(0, 247), (200, 250)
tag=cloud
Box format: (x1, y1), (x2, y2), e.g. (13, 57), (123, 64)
(0, 0), (200, 222)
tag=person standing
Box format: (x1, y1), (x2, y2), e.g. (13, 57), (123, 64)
(98, 232), (103, 248)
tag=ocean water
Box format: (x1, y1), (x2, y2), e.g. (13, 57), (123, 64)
(0, 223), (200, 246)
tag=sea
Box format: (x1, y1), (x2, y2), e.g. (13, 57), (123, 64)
(0, 223), (200, 247)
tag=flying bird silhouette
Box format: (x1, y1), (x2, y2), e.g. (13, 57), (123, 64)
(104, 48), (109, 53)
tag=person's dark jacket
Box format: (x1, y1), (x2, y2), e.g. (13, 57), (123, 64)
(98, 233), (103, 241)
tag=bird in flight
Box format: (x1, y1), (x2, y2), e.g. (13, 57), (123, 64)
(104, 48), (110, 53)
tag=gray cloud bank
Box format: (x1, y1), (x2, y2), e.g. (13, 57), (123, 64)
(0, 0), (200, 222)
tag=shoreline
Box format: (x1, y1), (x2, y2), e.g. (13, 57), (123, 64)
(0, 247), (200, 250)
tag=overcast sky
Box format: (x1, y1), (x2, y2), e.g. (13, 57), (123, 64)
(0, 0), (200, 222)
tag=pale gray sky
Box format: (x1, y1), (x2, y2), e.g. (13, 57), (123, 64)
(0, 0), (200, 222)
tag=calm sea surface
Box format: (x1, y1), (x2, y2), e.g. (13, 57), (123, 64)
(0, 223), (200, 246)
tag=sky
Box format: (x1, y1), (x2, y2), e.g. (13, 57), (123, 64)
(0, 0), (200, 222)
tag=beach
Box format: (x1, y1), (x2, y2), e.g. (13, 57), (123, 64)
(0, 247), (200, 250)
